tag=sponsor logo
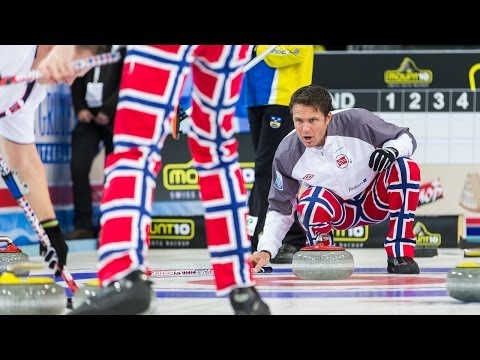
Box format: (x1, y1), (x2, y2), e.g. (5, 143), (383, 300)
(274, 171), (284, 191)
(272, 48), (299, 56)
(163, 160), (254, 191)
(413, 222), (441, 247)
(418, 178), (444, 207)
(150, 218), (195, 240)
(348, 178), (367, 192)
(334, 226), (369, 248)
(302, 174), (314, 181)
(335, 154), (349, 169)
(269, 116), (282, 129)
(384, 57), (432, 88)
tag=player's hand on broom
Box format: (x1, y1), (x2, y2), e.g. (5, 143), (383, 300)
(249, 250), (272, 273)
(39, 227), (69, 277)
(36, 45), (102, 85)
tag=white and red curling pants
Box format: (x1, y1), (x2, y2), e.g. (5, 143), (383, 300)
(297, 158), (421, 258)
(97, 45), (254, 295)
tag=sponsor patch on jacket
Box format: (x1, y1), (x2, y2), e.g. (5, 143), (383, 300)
(269, 116), (282, 129)
(274, 171), (284, 191)
(246, 215), (258, 237)
(302, 174), (314, 180)
(336, 154), (349, 168)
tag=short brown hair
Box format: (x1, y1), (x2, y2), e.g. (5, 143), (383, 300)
(289, 85), (332, 116)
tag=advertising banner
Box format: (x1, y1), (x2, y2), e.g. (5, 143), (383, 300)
(149, 214), (462, 249)
(150, 216), (206, 249)
(155, 135), (255, 203)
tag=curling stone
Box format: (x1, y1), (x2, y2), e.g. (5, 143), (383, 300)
(0, 270), (66, 315)
(292, 243), (354, 280)
(446, 262), (480, 302)
(0, 236), (29, 277)
(464, 248), (480, 258)
(72, 278), (157, 313)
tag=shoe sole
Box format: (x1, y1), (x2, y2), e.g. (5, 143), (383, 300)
(387, 267), (420, 274)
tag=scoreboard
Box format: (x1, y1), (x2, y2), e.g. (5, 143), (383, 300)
(313, 50), (480, 90)
(312, 50), (480, 168)
(329, 88), (479, 113)
(313, 50), (480, 112)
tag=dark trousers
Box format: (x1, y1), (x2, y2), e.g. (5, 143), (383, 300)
(247, 105), (306, 251)
(70, 122), (113, 231)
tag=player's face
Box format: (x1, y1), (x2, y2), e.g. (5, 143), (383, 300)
(292, 104), (332, 147)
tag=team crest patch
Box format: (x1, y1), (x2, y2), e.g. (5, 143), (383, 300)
(336, 154), (349, 168)
(269, 116), (282, 129)
(274, 171), (284, 190)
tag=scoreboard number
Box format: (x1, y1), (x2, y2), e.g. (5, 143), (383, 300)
(455, 92), (469, 110)
(408, 92), (422, 111)
(432, 92), (445, 110)
(332, 89), (477, 113)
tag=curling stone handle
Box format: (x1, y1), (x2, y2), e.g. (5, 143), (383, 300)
(0, 236), (22, 253)
(0, 236), (13, 245)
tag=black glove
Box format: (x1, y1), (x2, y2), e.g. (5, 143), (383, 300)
(39, 222), (69, 277)
(368, 147), (399, 172)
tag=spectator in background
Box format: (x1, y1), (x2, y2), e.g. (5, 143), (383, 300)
(245, 45), (314, 264)
(66, 46), (125, 240)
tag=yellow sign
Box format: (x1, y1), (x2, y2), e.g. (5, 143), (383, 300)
(414, 222), (441, 247)
(163, 160), (255, 190)
(384, 57), (432, 86)
(469, 63), (480, 91)
(333, 226), (368, 242)
(150, 218), (195, 240)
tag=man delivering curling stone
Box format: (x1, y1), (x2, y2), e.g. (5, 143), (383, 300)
(249, 85), (422, 274)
